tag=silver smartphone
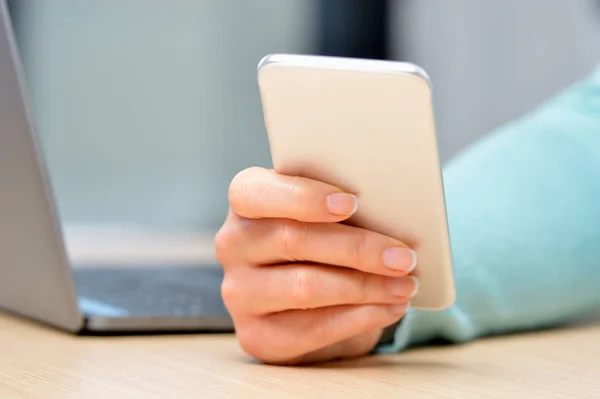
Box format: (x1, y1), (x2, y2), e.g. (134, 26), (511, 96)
(257, 54), (455, 310)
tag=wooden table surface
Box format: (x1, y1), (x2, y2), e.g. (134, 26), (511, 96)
(1, 226), (599, 398)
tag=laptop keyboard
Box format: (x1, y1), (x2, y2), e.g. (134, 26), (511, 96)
(72, 266), (228, 317)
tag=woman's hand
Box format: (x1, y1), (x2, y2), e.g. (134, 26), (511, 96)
(215, 167), (418, 365)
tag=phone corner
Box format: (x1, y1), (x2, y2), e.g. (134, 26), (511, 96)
(412, 288), (456, 312)
(413, 64), (433, 92)
(257, 53), (284, 73)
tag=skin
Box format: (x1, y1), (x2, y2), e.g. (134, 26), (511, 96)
(215, 167), (419, 365)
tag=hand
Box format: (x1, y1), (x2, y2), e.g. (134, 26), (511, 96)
(215, 167), (418, 365)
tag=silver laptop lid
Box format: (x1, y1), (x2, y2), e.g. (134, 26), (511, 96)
(0, 0), (82, 331)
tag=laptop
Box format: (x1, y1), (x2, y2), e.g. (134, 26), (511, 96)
(0, 0), (233, 334)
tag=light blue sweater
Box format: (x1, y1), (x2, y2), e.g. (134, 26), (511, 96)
(379, 66), (600, 352)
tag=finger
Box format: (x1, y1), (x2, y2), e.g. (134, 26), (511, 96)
(223, 264), (418, 315)
(294, 329), (384, 365)
(238, 219), (417, 276)
(228, 167), (358, 222)
(239, 303), (407, 365)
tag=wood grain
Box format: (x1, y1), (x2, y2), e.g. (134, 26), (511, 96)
(1, 312), (599, 398)
(1, 226), (599, 398)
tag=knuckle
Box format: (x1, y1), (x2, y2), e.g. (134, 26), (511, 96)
(235, 321), (265, 358)
(278, 221), (309, 259)
(355, 272), (371, 303)
(236, 322), (293, 364)
(228, 167), (264, 215)
(348, 231), (373, 267)
(214, 223), (237, 265)
(220, 275), (242, 310)
(289, 267), (317, 304)
(214, 227), (228, 258)
(291, 185), (316, 219)
(214, 215), (260, 265)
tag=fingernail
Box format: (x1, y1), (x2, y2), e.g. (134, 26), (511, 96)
(326, 193), (358, 216)
(409, 276), (419, 297)
(383, 247), (417, 272)
(389, 276), (419, 298)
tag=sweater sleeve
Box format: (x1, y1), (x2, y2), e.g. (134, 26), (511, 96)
(377, 66), (600, 353)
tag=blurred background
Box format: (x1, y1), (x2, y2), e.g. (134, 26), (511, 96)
(7, 0), (600, 234)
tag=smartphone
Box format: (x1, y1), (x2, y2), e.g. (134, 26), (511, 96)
(257, 54), (455, 310)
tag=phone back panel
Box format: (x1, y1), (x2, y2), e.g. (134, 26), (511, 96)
(257, 55), (455, 310)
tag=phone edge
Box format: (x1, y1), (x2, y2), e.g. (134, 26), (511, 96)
(257, 53), (433, 91)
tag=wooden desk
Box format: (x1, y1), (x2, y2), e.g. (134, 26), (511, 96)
(1, 226), (599, 398)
